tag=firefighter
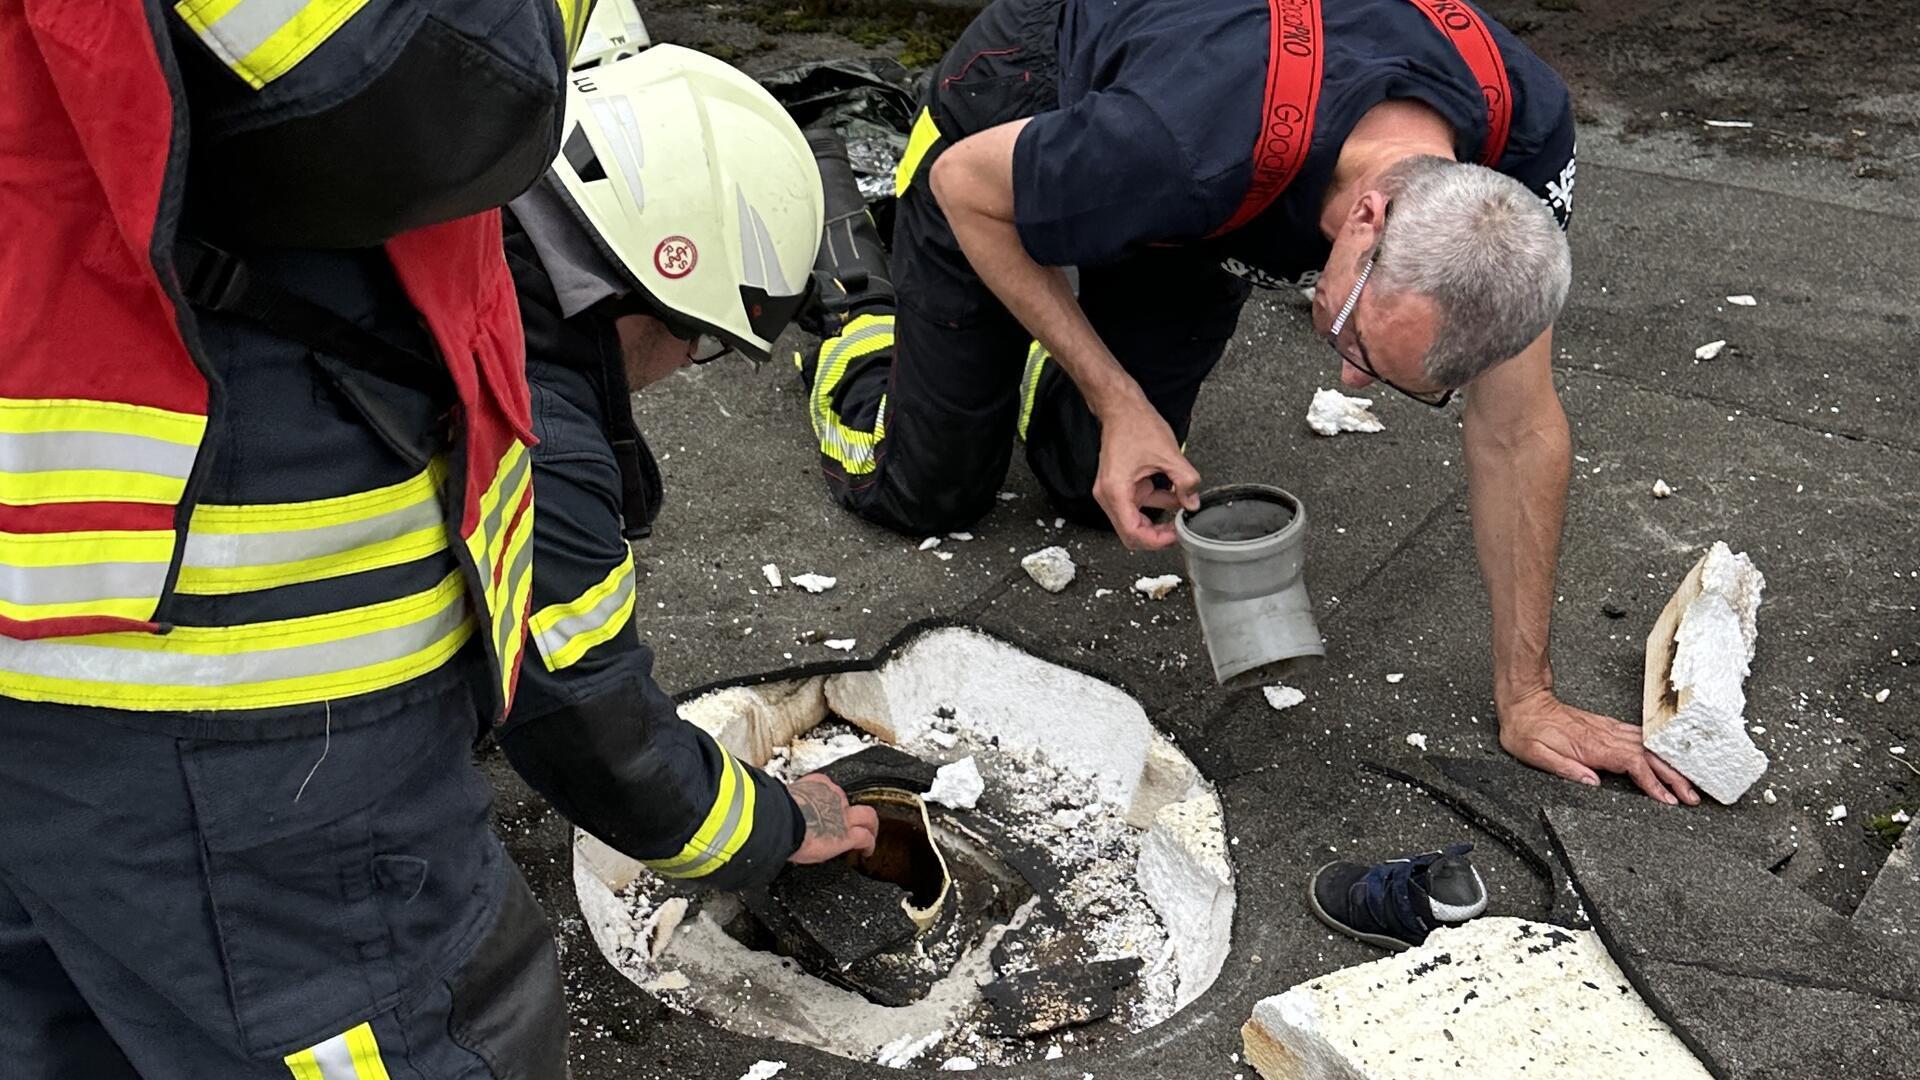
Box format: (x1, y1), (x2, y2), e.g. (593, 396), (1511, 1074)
(0, 8), (861, 1080)
(497, 45), (880, 929)
(796, 0), (1699, 805)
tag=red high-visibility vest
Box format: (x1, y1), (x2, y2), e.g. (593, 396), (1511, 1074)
(0, 1), (538, 714)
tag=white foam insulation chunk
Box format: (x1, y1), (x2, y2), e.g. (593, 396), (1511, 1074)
(1242, 918), (1712, 1080)
(1641, 542), (1769, 804)
(822, 628), (1154, 808)
(679, 677), (829, 767)
(1137, 793), (1234, 1008)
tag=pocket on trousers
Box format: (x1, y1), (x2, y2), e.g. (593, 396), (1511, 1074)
(180, 701), (484, 1057)
(188, 796), (391, 1057)
(446, 861), (569, 1080)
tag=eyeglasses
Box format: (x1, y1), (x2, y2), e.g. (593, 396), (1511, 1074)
(1325, 240), (1455, 409)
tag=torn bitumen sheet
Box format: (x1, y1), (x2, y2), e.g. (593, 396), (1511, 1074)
(819, 743), (940, 796)
(1368, 756), (1808, 926)
(1545, 807), (1920, 1080)
(983, 957), (1145, 1037)
(755, 860), (919, 971)
(1852, 835), (1917, 948)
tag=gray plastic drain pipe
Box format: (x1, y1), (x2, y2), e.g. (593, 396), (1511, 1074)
(1174, 484), (1325, 687)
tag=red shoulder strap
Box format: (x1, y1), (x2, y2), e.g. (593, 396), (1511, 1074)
(1405, 0), (1513, 166)
(1210, 0), (1324, 238)
(1214, 0), (1516, 238)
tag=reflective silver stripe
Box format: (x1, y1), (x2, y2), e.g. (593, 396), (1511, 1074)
(191, 0), (309, 69)
(307, 1032), (358, 1080)
(589, 97), (646, 209)
(492, 526), (536, 664)
(0, 594), (467, 687)
(735, 189), (791, 295)
(532, 565), (634, 663)
(660, 755), (747, 878)
(0, 561), (171, 606)
(478, 449), (533, 574)
(182, 497), (444, 571)
(0, 430), (198, 480)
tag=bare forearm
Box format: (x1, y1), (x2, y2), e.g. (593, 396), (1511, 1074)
(1463, 334), (1570, 712)
(928, 122), (1145, 418)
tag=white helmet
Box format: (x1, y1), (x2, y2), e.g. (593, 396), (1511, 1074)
(548, 45), (823, 363)
(572, 0), (649, 70)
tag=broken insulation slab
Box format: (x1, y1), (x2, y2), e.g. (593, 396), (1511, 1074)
(578, 629), (1233, 1070)
(1642, 542), (1769, 804)
(1243, 918), (1712, 1080)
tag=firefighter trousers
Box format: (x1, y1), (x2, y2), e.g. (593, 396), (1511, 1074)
(0, 667), (569, 1080)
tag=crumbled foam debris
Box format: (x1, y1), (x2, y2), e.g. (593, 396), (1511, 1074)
(1307, 388), (1386, 436)
(1134, 574), (1182, 600)
(928, 756), (985, 810)
(928, 729), (960, 750)
(1892, 810), (1912, 825)
(1695, 339), (1727, 361)
(790, 573), (837, 594)
(1022, 546), (1077, 592)
(940, 1058), (978, 1071)
(919, 537), (943, 551)
(1705, 119), (1754, 127)
(1727, 294), (1757, 306)
(876, 1031), (944, 1069)
(739, 1062), (787, 1080)
(1762, 788), (1778, 805)
(761, 564), (782, 588)
(1385, 672), (1406, 684)
(936, 551), (955, 561)
(1652, 479), (1674, 498)
(1094, 587), (1113, 598)
(1045, 1045), (1065, 1060)
(1829, 804), (1848, 823)
(1406, 732), (1429, 751)
(949, 531), (975, 541)
(1875, 688), (1891, 703)
(997, 491), (1018, 501)
(824, 638), (857, 652)
(1263, 685), (1306, 711)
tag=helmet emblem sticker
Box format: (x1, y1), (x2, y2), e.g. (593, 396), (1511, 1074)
(654, 236), (698, 279)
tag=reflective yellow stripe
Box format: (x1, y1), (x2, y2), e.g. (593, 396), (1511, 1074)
(808, 313), (895, 476)
(1017, 341), (1050, 441)
(529, 551), (636, 672)
(461, 440), (537, 703)
(895, 107), (943, 197)
(177, 461), (451, 595)
(284, 1022), (389, 1080)
(0, 469), (188, 506)
(492, 491), (537, 704)
(344, 1021), (392, 1080)
(0, 573), (473, 711)
(284, 1049), (326, 1080)
(0, 399), (203, 506)
(0, 531), (172, 619)
(557, 0), (589, 58)
(645, 742), (755, 879)
(0, 397), (206, 443)
(176, 0), (375, 90)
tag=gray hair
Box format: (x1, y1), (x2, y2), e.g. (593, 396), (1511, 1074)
(1371, 156), (1572, 387)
